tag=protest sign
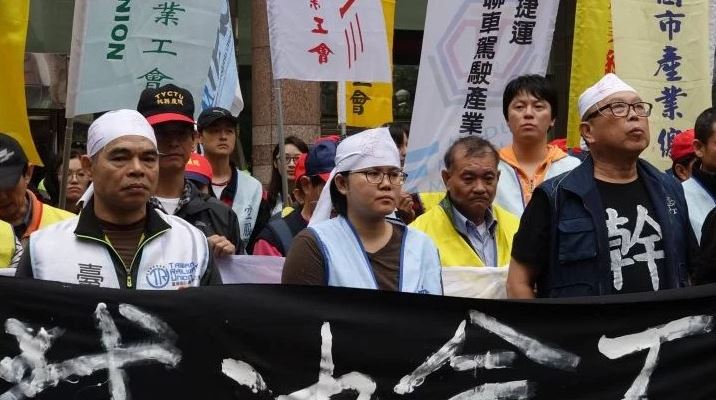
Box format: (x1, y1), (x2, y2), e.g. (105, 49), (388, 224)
(66, 0), (222, 118)
(613, 0), (711, 170)
(267, 0), (391, 82)
(404, 0), (560, 192)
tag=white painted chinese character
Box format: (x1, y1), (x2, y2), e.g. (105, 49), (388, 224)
(606, 205), (664, 291)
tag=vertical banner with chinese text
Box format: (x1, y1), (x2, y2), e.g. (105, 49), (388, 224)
(201, 0), (244, 116)
(404, 0), (560, 193)
(567, 0), (613, 148)
(267, 0), (391, 82)
(0, 0), (42, 165)
(343, 0), (395, 128)
(612, 0), (711, 170)
(66, 0), (223, 118)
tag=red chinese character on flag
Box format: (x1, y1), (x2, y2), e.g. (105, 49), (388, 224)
(308, 43), (334, 64)
(312, 16), (328, 34)
(309, 0), (320, 10)
(339, 0), (356, 18)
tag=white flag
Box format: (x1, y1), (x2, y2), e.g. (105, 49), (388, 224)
(267, 0), (391, 82)
(200, 0), (244, 115)
(404, 0), (560, 193)
(66, 0), (222, 118)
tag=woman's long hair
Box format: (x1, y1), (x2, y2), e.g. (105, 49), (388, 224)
(266, 136), (308, 211)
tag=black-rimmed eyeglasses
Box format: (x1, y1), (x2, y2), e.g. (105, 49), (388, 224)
(584, 101), (653, 120)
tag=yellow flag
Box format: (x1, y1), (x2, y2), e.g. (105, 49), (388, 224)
(0, 0), (41, 166)
(566, 0), (614, 148)
(344, 0), (395, 128)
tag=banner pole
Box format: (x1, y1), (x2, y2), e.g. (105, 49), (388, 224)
(337, 81), (347, 138)
(58, 118), (74, 210)
(274, 79), (289, 207)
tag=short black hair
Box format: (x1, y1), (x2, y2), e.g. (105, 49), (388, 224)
(694, 107), (716, 144)
(502, 74), (558, 120)
(443, 136), (499, 170)
(388, 124), (409, 147)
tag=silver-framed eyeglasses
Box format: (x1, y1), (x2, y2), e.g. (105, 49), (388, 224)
(585, 101), (653, 120)
(351, 169), (407, 185)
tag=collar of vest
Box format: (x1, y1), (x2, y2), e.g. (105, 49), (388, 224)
(439, 194), (497, 233)
(219, 162), (239, 204)
(75, 198), (171, 240)
(22, 190), (44, 239)
(552, 156), (662, 197)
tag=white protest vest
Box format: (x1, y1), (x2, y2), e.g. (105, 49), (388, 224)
(308, 216), (442, 294)
(230, 169), (263, 243)
(29, 214), (210, 290)
(495, 156), (581, 217)
(682, 177), (716, 244)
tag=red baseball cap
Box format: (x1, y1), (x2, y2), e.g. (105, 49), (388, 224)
(185, 153), (213, 186)
(670, 129), (695, 162)
(293, 153), (308, 181)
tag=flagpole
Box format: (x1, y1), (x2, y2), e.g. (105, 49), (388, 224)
(58, 118), (74, 210)
(274, 79), (289, 207)
(337, 81), (347, 138)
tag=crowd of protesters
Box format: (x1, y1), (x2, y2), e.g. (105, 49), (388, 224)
(2, 72), (716, 299)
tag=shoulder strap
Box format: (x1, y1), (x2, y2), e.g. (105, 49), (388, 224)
(268, 218), (294, 255)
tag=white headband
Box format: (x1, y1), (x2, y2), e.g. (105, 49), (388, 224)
(578, 73), (638, 119)
(87, 109), (156, 157)
(309, 128), (401, 226)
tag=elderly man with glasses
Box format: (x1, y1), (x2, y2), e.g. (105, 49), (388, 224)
(506, 74), (694, 299)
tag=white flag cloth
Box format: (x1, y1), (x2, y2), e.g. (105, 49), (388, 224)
(66, 0), (222, 118)
(441, 267), (508, 299)
(217, 256), (284, 284)
(403, 0), (559, 193)
(200, 0), (244, 115)
(267, 0), (391, 82)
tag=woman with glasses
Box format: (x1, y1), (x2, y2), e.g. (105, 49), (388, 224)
(246, 136), (309, 253)
(266, 136), (309, 216)
(282, 128), (442, 294)
(45, 149), (92, 214)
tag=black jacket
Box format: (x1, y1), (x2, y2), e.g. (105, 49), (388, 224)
(173, 181), (242, 253)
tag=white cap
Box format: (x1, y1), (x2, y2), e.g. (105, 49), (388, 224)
(87, 109), (156, 157)
(309, 128), (401, 226)
(578, 73), (638, 119)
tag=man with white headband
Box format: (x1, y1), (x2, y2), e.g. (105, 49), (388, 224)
(16, 109), (221, 289)
(507, 73), (692, 298)
(282, 128), (442, 294)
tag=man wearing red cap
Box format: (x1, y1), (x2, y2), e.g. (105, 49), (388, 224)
(137, 84), (240, 257)
(683, 108), (716, 244)
(668, 129), (697, 182)
(185, 153), (214, 194)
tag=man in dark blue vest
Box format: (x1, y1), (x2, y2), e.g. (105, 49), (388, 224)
(506, 74), (694, 298)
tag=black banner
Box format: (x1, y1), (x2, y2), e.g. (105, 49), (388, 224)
(0, 277), (715, 399)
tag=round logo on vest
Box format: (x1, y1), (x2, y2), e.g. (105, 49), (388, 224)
(146, 265), (171, 288)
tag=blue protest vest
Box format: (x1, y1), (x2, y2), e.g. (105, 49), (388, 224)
(308, 216), (443, 294)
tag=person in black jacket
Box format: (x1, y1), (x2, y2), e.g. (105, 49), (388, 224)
(137, 84), (240, 256)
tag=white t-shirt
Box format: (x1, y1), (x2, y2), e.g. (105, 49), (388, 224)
(155, 196), (181, 215)
(212, 184), (227, 199)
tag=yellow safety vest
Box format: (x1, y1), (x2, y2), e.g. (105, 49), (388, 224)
(410, 198), (519, 267)
(417, 192), (446, 213)
(21, 191), (75, 240)
(0, 222), (15, 268)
